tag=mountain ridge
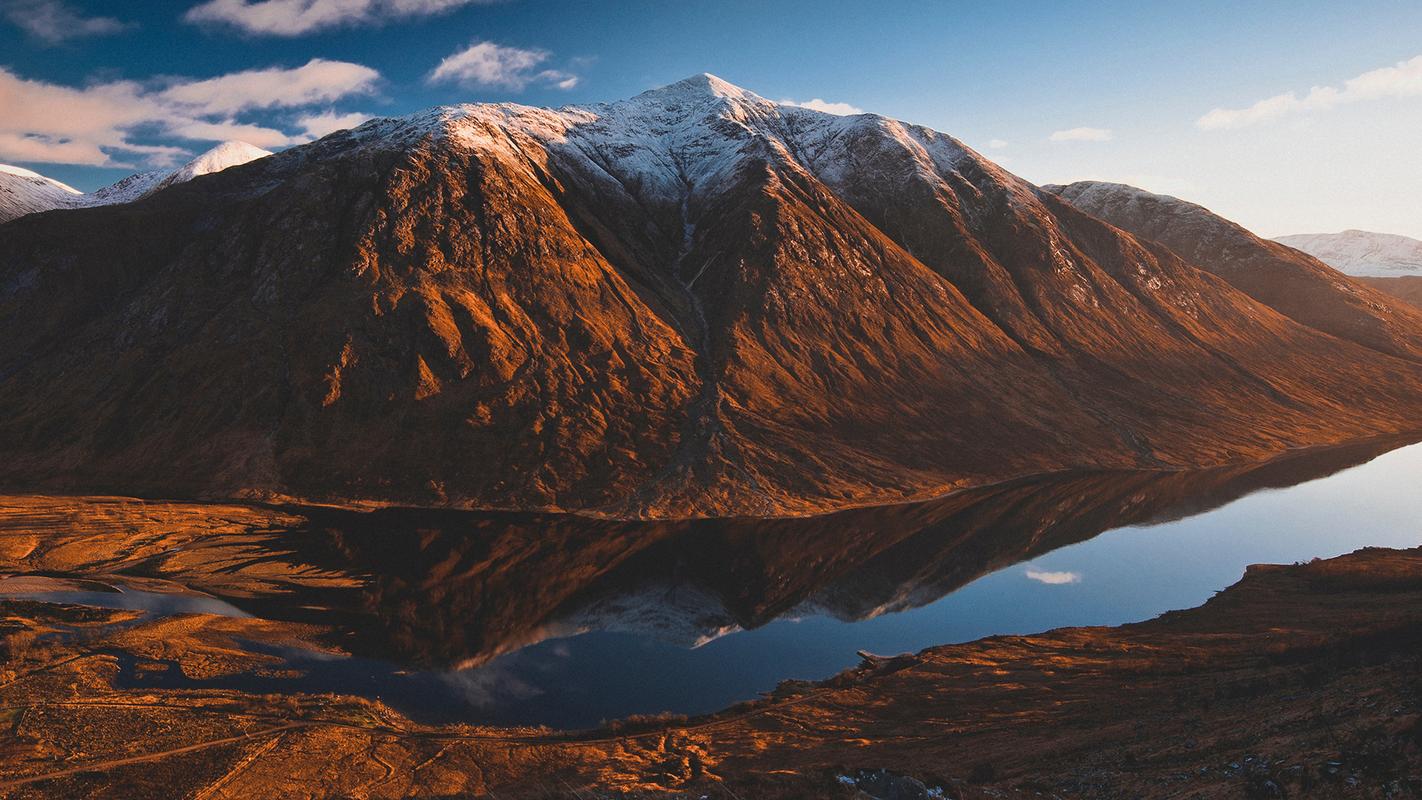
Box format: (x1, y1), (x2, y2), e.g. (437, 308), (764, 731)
(0, 140), (272, 224)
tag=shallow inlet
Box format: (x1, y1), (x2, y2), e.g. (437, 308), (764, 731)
(9, 437), (1422, 730)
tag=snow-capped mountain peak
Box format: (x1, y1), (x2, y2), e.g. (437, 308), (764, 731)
(0, 163), (84, 225)
(621, 72), (771, 111)
(334, 74), (993, 219)
(1274, 229), (1422, 277)
(92, 141), (274, 205)
(160, 141), (273, 189)
(0, 164), (82, 193)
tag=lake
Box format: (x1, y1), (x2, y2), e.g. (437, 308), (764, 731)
(13, 436), (1422, 730)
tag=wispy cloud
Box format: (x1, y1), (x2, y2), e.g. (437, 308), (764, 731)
(987, 138), (1008, 149)
(0, 59), (379, 166)
(1049, 126), (1113, 142)
(428, 41), (578, 91)
(779, 97), (864, 116)
(166, 119), (297, 149)
(184, 0), (494, 37)
(296, 109), (373, 139)
(1024, 567), (1081, 585)
(159, 58), (380, 116)
(1197, 54), (1422, 131)
(3, 0), (132, 44)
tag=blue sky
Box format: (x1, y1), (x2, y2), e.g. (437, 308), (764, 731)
(3, 0), (1420, 237)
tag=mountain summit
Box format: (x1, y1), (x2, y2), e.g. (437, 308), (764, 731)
(3, 78), (1422, 517)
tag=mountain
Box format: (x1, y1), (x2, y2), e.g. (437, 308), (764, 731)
(0, 141), (272, 224)
(1275, 229), (1422, 277)
(1043, 181), (1422, 364)
(3, 75), (1422, 518)
(0, 164), (82, 224)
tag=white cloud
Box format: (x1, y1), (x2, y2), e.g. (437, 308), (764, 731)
(183, 0), (492, 36)
(159, 58), (380, 116)
(167, 119), (300, 149)
(0, 69), (173, 166)
(428, 41), (578, 91)
(3, 0), (131, 43)
(987, 138), (1008, 149)
(1197, 54), (1422, 131)
(779, 97), (864, 116)
(1024, 567), (1081, 585)
(1049, 126), (1113, 142)
(0, 60), (379, 167)
(296, 109), (373, 139)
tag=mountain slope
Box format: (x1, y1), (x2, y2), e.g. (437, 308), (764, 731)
(1276, 229), (1422, 277)
(1043, 181), (1422, 364)
(3, 76), (1422, 517)
(0, 141), (272, 223)
(0, 164), (81, 224)
(1362, 275), (1422, 309)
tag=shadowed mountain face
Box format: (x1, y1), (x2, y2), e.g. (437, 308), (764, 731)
(0, 436), (1406, 669)
(3, 76), (1422, 517)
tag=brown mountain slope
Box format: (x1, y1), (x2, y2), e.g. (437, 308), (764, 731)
(1043, 180), (1422, 363)
(2, 76), (1422, 517)
(1363, 275), (1422, 309)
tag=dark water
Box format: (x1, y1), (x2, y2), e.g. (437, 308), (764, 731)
(22, 437), (1422, 729)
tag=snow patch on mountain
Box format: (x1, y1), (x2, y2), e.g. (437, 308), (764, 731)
(1275, 230), (1422, 277)
(0, 141), (272, 224)
(153, 141), (274, 194)
(0, 165), (82, 225)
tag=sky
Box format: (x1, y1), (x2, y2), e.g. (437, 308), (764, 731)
(2, 0), (1420, 238)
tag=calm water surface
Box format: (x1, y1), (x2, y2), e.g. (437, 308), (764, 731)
(443, 440), (1422, 727)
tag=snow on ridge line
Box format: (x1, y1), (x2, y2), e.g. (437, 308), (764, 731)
(0, 163), (82, 193)
(330, 74), (1008, 210)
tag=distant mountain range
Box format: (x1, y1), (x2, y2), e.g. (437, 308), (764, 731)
(3, 75), (1422, 518)
(0, 141), (271, 224)
(1275, 230), (1422, 277)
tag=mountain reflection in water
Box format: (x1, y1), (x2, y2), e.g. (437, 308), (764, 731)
(240, 436), (1411, 671)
